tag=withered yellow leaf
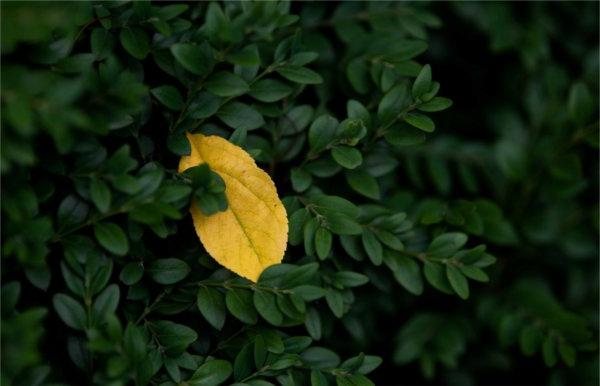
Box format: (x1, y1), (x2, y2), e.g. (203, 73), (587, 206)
(179, 133), (288, 282)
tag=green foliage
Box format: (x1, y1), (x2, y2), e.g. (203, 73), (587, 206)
(1, 1), (597, 386)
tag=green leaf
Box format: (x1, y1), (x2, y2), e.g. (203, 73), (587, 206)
(227, 44), (260, 66)
(423, 262), (453, 294)
(288, 209), (310, 246)
(253, 290), (283, 326)
(305, 307), (322, 340)
(403, 113), (435, 133)
(90, 28), (114, 60)
(204, 72), (250, 97)
(418, 97), (453, 112)
(147, 258), (191, 285)
(249, 79), (293, 103)
(385, 40), (428, 62)
(217, 102), (265, 131)
(119, 27), (150, 59)
(93, 222), (129, 256)
(301, 347), (340, 369)
(385, 123), (426, 146)
(542, 336), (557, 367)
(386, 253), (423, 295)
(309, 115), (338, 154)
(151, 85), (184, 110)
(171, 42), (214, 76)
(446, 265), (469, 299)
(164, 357), (181, 383)
(373, 229), (403, 251)
(291, 167), (312, 192)
(189, 92), (222, 119)
(427, 232), (468, 259)
(346, 58), (369, 94)
(294, 285), (327, 301)
(234, 343), (254, 381)
(154, 320), (198, 357)
(226, 289), (257, 324)
(459, 265), (489, 282)
(519, 325), (542, 356)
(303, 217), (318, 256)
(282, 262), (319, 288)
(190, 359), (232, 386)
(325, 213), (362, 235)
(568, 82), (593, 125)
(362, 229), (383, 265)
(347, 100), (371, 128)
(119, 262), (144, 285)
(345, 170), (380, 200)
(412, 64), (432, 98)
(336, 374), (374, 386)
(276, 65), (323, 84)
(315, 227), (332, 259)
(124, 323), (147, 363)
(93, 284), (120, 318)
(204, 2), (230, 43)
(157, 4), (189, 20)
(89, 177), (111, 213)
(195, 191), (221, 216)
(1, 282), (20, 316)
(325, 289), (344, 318)
(333, 271), (369, 287)
(57, 195), (89, 228)
(311, 370), (328, 386)
(197, 286), (226, 330)
(495, 139), (527, 180)
(558, 341), (576, 367)
(167, 132), (192, 155)
(378, 84), (410, 124)
(53, 294), (86, 330)
(331, 146), (363, 169)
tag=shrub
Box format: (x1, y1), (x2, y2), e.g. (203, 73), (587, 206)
(1, 2), (597, 386)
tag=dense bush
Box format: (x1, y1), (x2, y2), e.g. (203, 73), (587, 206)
(1, 2), (597, 385)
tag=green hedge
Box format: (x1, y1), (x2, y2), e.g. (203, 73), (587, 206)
(1, 2), (597, 385)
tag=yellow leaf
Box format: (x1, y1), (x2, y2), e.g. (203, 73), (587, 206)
(179, 133), (288, 282)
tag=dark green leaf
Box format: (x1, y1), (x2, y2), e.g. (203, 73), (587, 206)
(190, 359), (232, 386)
(315, 227), (332, 259)
(93, 284), (120, 318)
(412, 64), (432, 98)
(154, 320), (198, 357)
(93, 222), (129, 256)
(309, 115), (338, 154)
(217, 102), (265, 131)
(361, 229), (382, 265)
(331, 146), (363, 169)
(403, 113), (435, 132)
(253, 290), (283, 326)
(171, 42), (214, 76)
(277, 66), (323, 84)
(345, 170), (380, 200)
(204, 72), (249, 97)
(119, 262), (144, 285)
(90, 28), (114, 60)
(119, 27), (150, 59)
(226, 289), (257, 324)
(418, 97), (453, 112)
(89, 177), (111, 213)
(197, 286), (226, 330)
(151, 85), (184, 110)
(446, 265), (469, 299)
(249, 79), (293, 103)
(53, 294), (86, 330)
(147, 258), (190, 285)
